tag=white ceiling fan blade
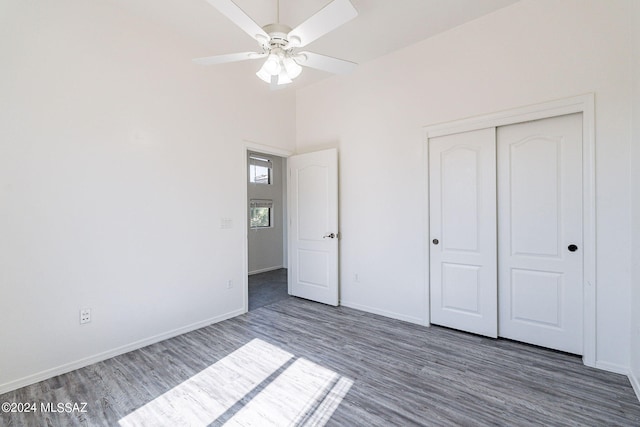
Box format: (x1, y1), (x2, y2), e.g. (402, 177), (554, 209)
(193, 52), (266, 65)
(287, 0), (357, 48)
(297, 51), (357, 74)
(206, 0), (269, 42)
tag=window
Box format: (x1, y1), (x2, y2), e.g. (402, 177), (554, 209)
(250, 199), (273, 228)
(249, 155), (272, 184)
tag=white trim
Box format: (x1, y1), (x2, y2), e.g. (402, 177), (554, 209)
(341, 300), (424, 325)
(630, 371), (640, 403)
(425, 94), (593, 138)
(423, 93), (597, 368)
(594, 360), (629, 376)
(249, 265), (284, 275)
(242, 141), (293, 314)
(245, 140), (294, 158)
(282, 157), (288, 269)
(421, 137), (431, 327)
(581, 94), (597, 368)
(0, 308), (245, 395)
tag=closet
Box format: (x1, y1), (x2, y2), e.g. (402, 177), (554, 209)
(428, 113), (583, 355)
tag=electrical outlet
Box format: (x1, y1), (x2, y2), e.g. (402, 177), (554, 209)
(354, 273), (360, 283)
(227, 280), (233, 289)
(80, 308), (91, 325)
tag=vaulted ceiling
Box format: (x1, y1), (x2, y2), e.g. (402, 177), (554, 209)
(108, 0), (520, 88)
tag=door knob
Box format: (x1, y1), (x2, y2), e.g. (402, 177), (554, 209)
(432, 239), (439, 245)
(568, 244), (578, 252)
(323, 233), (336, 239)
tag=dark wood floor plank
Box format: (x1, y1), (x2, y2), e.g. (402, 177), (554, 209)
(1, 296), (639, 426)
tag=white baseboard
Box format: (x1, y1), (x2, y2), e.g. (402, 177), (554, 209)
(0, 308), (245, 395)
(249, 265), (284, 275)
(340, 300), (423, 325)
(595, 360), (629, 375)
(630, 370), (640, 403)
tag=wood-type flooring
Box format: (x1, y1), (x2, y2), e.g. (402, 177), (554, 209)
(248, 268), (290, 311)
(1, 297), (639, 426)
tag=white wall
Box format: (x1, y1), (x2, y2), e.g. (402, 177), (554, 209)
(296, 0), (634, 370)
(248, 153), (285, 274)
(0, 0), (295, 392)
(630, 0), (640, 396)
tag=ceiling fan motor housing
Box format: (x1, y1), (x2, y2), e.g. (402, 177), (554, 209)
(261, 23), (295, 50)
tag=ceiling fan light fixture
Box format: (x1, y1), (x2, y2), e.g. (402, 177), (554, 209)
(256, 67), (272, 84)
(198, 0), (359, 87)
(283, 56), (302, 79)
(277, 70), (292, 85)
(262, 53), (282, 75)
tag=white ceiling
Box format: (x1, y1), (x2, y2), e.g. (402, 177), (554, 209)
(108, 0), (520, 88)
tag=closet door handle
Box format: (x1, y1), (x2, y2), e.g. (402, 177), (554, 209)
(568, 244), (578, 252)
(432, 239), (439, 245)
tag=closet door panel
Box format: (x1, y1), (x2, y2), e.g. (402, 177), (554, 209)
(429, 128), (497, 338)
(497, 113), (583, 355)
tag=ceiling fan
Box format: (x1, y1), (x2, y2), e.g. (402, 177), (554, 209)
(193, 0), (358, 87)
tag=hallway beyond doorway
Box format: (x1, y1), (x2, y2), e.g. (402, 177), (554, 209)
(248, 268), (290, 311)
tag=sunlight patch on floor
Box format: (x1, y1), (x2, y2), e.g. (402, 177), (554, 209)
(301, 377), (354, 426)
(118, 339), (293, 426)
(118, 338), (353, 427)
(223, 358), (353, 426)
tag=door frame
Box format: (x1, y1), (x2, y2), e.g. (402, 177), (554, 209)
(242, 141), (293, 314)
(422, 94), (596, 367)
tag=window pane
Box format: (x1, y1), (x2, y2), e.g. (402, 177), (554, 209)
(249, 155), (272, 184)
(250, 164), (271, 184)
(250, 207), (271, 228)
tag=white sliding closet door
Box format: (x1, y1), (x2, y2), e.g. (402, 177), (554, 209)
(429, 128), (498, 338)
(497, 113), (583, 354)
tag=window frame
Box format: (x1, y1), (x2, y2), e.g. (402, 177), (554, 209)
(249, 199), (274, 229)
(249, 155), (273, 185)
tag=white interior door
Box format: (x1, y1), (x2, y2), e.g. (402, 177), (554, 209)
(429, 128), (498, 338)
(497, 113), (583, 354)
(288, 148), (339, 306)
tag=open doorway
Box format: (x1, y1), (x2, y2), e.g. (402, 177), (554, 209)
(247, 150), (290, 311)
